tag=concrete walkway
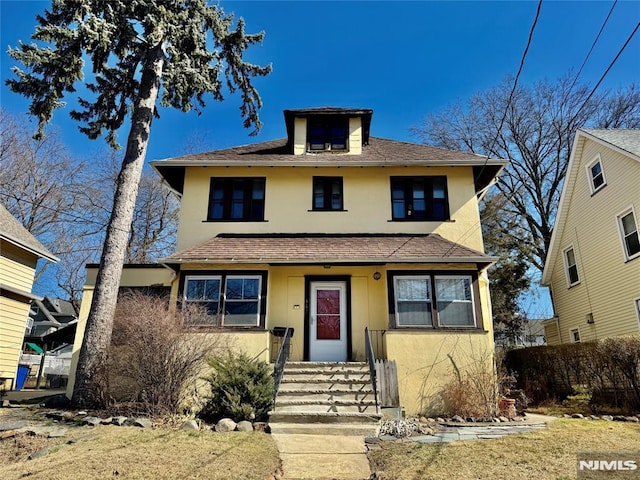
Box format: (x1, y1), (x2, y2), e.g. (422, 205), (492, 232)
(272, 433), (372, 480)
(270, 414), (557, 479)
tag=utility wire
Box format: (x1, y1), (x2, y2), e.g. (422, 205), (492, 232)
(567, 0), (618, 94)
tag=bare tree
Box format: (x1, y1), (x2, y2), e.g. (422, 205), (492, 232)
(413, 76), (640, 274)
(7, 0), (270, 408)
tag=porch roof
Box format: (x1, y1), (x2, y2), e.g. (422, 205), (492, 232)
(162, 234), (496, 267)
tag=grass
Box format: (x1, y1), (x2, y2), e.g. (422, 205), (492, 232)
(368, 419), (640, 480)
(0, 426), (280, 480)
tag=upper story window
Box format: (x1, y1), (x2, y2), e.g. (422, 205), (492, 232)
(307, 118), (348, 152)
(312, 177), (344, 211)
(390, 176), (449, 221)
(617, 207), (640, 261)
(208, 178), (265, 222)
(563, 246), (580, 287)
(587, 155), (606, 194)
(570, 328), (581, 343)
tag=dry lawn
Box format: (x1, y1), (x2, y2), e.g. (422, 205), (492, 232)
(0, 425), (279, 480)
(368, 419), (640, 480)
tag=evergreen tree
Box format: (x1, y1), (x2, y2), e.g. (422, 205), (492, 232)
(7, 0), (271, 408)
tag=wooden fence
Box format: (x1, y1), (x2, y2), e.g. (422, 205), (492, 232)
(375, 359), (399, 408)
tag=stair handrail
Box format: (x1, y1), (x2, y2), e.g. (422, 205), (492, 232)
(273, 327), (293, 403)
(364, 326), (379, 413)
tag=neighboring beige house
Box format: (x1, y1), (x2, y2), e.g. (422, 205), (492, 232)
(0, 203), (58, 389)
(541, 129), (640, 345)
(69, 107), (506, 415)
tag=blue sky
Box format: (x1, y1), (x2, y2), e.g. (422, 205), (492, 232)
(1, 1), (639, 316)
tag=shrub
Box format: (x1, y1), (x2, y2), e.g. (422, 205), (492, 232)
(199, 352), (274, 423)
(439, 353), (498, 419)
(109, 291), (223, 415)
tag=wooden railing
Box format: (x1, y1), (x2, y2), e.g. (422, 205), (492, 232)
(364, 326), (379, 413)
(272, 327), (293, 403)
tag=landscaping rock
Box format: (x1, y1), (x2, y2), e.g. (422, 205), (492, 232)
(498, 416), (509, 423)
(77, 411), (88, 416)
(133, 418), (153, 428)
(626, 416), (639, 423)
(613, 415), (627, 422)
(253, 422), (268, 432)
(418, 416), (429, 424)
(215, 418), (237, 432)
(82, 416), (102, 427)
(590, 415), (600, 420)
(571, 413), (584, 419)
(100, 417), (113, 425)
(451, 415), (465, 423)
(28, 447), (49, 460)
(112, 416), (128, 426)
(1, 399), (10, 408)
(236, 421), (253, 432)
(436, 417), (445, 423)
(181, 420), (200, 431)
(0, 420), (25, 431)
(602, 415), (613, 421)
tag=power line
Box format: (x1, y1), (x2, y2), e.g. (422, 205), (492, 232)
(567, 0), (618, 94)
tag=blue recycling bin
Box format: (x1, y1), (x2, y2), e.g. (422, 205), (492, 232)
(15, 364), (30, 391)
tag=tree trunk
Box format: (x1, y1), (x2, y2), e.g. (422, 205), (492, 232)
(71, 44), (165, 409)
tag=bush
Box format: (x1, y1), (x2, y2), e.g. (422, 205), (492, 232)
(199, 352), (274, 423)
(109, 291), (223, 415)
(505, 335), (640, 412)
(439, 353), (498, 419)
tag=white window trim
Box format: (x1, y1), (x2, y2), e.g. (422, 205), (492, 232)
(434, 274), (476, 328)
(393, 275), (432, 328)
(184, 275), (222, 325)
(616, 206), (640, 262)
(562, 245), (580, 288)
(570, 328), (581, 343)
(635, 298), (640, 333)
(221, 275), (262, 327)
(586, 154), (606, 195)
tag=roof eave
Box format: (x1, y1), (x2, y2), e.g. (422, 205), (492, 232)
(160, 256), (497, 265)
(0, 233), (59, 263)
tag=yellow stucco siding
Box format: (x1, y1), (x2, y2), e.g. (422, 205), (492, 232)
(176, 166), (484, 252)
(547, 139), (640, 344)
(385, 331), (494, 415)
(0, 296), (31, 384)
(0, 241), (38, 292)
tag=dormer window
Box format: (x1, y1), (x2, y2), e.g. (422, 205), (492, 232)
(307, 118), (348, 152)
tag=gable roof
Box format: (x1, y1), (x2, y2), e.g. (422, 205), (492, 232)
(162, 233), (496, 267)
(151, 136), (506, 195)
(0, 203), (58, 262)
(541, 129), (640, 285)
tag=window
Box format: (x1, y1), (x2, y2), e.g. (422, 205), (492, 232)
(183, 273), (265, 327)
(312, 177), (343, 211)
(570, 328), (581, 343)
(390, 273), (478, 328)
(617, 208), (640, 260)
(390, 176), (449, 221)
(394, 276), (432, 326)
(563, 246), (580, 286)
(184, 276), (221, 322)
(635, 299), (640, 328)
(208, 178), (265, 221)
(223, 276), (261, 326)
(435, 276), (475, 326)
(307, 118), (348, 152)
(587, 155), (606, 194)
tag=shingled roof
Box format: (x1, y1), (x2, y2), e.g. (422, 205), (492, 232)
(152, 136), (506, 195)
(162, 233), (495, 267)
(0, 203), (58, 262)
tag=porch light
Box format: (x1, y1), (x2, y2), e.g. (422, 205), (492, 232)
(373, 272), (382, 280)
(586, 313), (594, 324)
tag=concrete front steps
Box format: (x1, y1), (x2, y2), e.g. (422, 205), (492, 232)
(269, 362), (381, 436)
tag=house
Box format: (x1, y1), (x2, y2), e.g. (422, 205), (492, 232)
(541, 129), (640, 345)
(495, 318), (546, 347)
(67, 107), (506, 415)
(0, 203), (58, 390)
(28, 296), (77, 337)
